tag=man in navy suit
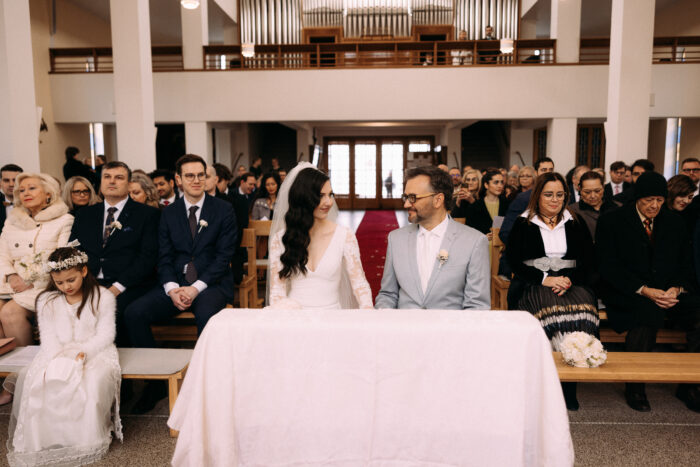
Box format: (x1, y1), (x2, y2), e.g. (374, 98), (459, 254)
(125, 154), (237, 346)
(603, 161), (631, 202)
(70, 161), (160, 345)
(0, 164), (23, 233)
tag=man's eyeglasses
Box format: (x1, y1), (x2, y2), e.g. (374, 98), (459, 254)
(401, 193), (436, 204)
(581, 188), (603, 196)
(71, 189), (90, 196)
(682, 168), (700, 173)
(183, 173), (206, 182)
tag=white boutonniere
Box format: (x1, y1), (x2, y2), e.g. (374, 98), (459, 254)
(109, 220), (122, 236)
(198, 219), (208, 233)
(437, 249), (449, 268)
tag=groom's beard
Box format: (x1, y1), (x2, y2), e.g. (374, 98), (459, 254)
(407, 208), (423, 224)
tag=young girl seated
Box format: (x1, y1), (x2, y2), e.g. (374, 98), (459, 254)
(6, 246), (122, 466)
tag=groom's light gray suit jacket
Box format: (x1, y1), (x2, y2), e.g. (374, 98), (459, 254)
(375, 219), (490, 309)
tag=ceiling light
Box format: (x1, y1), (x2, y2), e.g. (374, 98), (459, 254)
(242, 43), (255, 58)
(181, 0), (200, 9)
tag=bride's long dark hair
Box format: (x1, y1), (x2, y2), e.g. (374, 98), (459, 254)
(279, 168), (330, 279)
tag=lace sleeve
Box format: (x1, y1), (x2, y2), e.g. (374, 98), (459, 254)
(342, 229), (374, 309)
(268, 231), (288, 305)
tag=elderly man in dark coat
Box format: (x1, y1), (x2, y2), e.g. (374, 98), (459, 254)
(596, 172), (700, 413)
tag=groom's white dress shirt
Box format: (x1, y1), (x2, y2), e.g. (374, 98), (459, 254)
(417, 215), (449, 293)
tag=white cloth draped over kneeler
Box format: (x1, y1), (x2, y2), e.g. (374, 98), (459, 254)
(169, 308), (574, 466)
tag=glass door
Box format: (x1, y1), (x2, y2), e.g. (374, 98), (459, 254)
(352, 142), (378, 209)
(380, 142), (405, 209)
(328, 142), (351, 209)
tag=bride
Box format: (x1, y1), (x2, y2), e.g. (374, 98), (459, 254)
(267, 163), (373, 309)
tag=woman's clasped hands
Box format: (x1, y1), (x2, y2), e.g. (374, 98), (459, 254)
(543, 275), (571, 296)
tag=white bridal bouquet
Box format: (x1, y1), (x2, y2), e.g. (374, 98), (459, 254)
(560, 332), (607, 368)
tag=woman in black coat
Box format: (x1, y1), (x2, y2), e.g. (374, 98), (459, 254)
(465, 169), (509, 241)
(506, 172), (599, 411)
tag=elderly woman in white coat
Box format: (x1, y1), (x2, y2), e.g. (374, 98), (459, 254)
(0, 173), (73, 346)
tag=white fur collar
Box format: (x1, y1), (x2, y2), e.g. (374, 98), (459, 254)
(7, 202), (70, 230)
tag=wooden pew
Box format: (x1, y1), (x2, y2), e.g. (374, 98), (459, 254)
(489, 227), (510, 310)
(553, 351), (700, 383)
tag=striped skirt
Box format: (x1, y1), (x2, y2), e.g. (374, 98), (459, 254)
(518, 284), (600, 351)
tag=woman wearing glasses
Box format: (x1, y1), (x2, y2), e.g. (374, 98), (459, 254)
(517, 166), (536, 192)
(62, 176), (101, 215)
(465, 169), (509, 241)
(506, 172), (599, 411)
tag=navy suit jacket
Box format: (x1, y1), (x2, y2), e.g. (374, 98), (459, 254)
(70, 198), (160, 288)
(0, 192), (7, 234)
(158, 194), (237, 293)
(499, 189), (531, 244)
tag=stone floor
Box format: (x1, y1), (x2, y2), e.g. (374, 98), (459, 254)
(0, 381), (697, 466)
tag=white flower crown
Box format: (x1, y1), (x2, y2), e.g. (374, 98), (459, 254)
(45, 252), (89, 273)
(45, 241), (89, 273)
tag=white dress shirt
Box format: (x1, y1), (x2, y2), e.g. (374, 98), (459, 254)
(611, 182), (624, 196)
(99, 197), (129, 292)
(416, 215), (449, 293)
(164, 195), (207, 295)
(524, 210), (571, 283)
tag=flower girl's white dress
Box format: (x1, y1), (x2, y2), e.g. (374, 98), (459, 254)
(7, 287), (122, 467)
(268, 225), (374, 309)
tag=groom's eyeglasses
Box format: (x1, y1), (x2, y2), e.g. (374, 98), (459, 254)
(401, 193), (437, 204)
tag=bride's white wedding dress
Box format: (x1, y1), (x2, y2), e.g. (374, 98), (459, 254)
(268, 224), (374, 309)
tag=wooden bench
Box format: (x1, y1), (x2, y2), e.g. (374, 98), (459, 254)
(490, 227), (509, 310)
(553, 351), (700, 383)
(0, 346), (192, 437)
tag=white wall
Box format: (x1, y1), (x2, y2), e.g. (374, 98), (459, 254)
(49, 64), (700, 125)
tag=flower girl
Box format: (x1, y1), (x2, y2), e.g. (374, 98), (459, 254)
(6, 246), (122, 466)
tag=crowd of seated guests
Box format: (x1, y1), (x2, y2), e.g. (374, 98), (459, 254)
(0, 152), (289, 411)
(447, 157), (700, 413)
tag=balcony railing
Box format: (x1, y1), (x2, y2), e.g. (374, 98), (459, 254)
(203, 40), (556, 69)
(49, 46), (184, 73)
(47, 36), (699, 73)
(580, 36), (700, 64)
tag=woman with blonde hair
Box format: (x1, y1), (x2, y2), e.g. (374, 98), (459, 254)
(451, 168), (481, 218)
(62, 175), (101, 215)
(517, 166), (536, 192)
(0, 174), (74, 346)
(129, 172), (160, 209)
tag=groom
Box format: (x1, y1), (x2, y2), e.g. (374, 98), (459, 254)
(375, 166), (490, 309)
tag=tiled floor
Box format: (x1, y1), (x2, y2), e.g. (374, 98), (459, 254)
(1, 382), (697, 466)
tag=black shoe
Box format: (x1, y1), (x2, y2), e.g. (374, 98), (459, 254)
(676, 385), (700, 413)
(562, 382), (579, 411)
(133, 382), (167, 414)
(625, 390), (651, 412)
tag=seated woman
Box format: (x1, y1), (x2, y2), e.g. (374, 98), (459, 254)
(6, 246), (121, 466)
(666, 174), (696, 234)
(0, 173), (74, 405)
(517, 166), (536, 193)
(268, 164), (373, 309)
(129, 172), (160, 209)
(451, 169), (481, 218)
(569, 171), (621, 240)
(465, 169), (509, 241)
(506, 172), (598, 411)
(251, 172), (280, 221)
(62, 176), (101, 216)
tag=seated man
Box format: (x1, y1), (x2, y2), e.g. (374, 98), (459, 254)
(375, 166), (490, 310)
(70, 161), (159, 345)
(596, 172), (700, 413)
(126, 154), (237, 347)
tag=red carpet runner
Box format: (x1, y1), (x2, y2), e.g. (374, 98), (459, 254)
(355, 210), (399, 299)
